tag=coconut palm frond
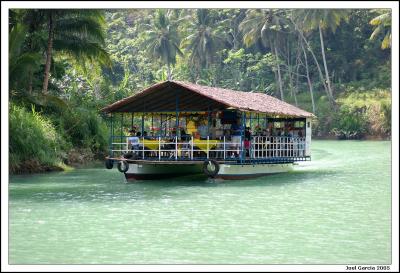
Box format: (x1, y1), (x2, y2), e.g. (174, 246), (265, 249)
(369, 11), (391, 49)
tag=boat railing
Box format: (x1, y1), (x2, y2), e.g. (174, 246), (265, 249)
(251, 136), (306, 158)
(110, 135), (307, 161)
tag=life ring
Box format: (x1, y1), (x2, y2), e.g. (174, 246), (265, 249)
(203, 159), (220, 177)
(105, 159), (114, 169)
(117, 160), (129, 173)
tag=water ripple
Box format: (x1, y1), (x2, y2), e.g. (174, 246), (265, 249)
(9, 141), (391, 264)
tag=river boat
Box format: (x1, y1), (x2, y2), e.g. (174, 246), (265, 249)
(101, 81), (314, 180)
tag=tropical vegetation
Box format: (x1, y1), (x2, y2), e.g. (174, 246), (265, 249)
(8, 8), (392, 173)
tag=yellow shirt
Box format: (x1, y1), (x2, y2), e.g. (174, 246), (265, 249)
(186, 120), (196, 134)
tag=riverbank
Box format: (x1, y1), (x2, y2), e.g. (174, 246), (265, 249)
(9, 104), (108, 175)
(10, 148), (105, 175)
(10, 160), (104, 175)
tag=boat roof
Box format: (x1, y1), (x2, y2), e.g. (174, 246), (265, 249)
(101, 80), (315, 118)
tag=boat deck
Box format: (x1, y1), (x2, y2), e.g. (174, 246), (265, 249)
(107, 156), (311, 165)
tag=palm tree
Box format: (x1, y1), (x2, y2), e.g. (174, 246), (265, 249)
(9, 19), (42, 93)
(293, 9), (349, 103)
(9, 9), (44, 94)
(369, 9), (391, 49)
(143, 9), (183, 80)
(240, 9), (287, 100)
(299, 37), (316, 113)
(42, 10), (111, 93)
(181, 9), (224, 71)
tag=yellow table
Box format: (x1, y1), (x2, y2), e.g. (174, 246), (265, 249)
(138, 139), (222, 153)
(139, 139), (161, 150)
(192, 139), (221, 153)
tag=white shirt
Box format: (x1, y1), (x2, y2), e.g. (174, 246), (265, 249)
(197, 125), (208, 138)
(128, 136), (140, 146)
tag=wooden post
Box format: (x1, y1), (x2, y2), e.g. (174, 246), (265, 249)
(240, 112), (246, 163)
(175, 91), (179, 135)
(160, 114), (163, 137)
(175, 136), (178, 160)
(121, 113), (124, 156)
(249, 112), (252, 161)
(141, 113), (144, 135)
(223, 136), (226, 160)
(305, 118), (312, 156)
(191, 136), (194, 160)
(142, 136), (145, 159)
(151, 113), (153, 135)
(207, 106), (211, 138)
(158, 136), (161, 160)
(110, 113), (114, 157)
(207, 136), (209, 159)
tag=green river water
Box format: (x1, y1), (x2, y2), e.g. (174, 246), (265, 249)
(9, 140), (391, 264)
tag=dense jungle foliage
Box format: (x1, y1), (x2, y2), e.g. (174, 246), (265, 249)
(9, 9), (392, 173)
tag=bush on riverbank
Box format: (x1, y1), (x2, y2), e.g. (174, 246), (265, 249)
(290, 87), (391, 140)
(9, 103), (109, 174)
(331, 88), (391, 140)
(51, 108), (109, 154)
(9, 104), (65, 173)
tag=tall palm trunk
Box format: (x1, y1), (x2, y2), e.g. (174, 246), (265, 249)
(287, 62), (297, 106)
(273, 41), (284, 101)
(301, 40), (316, 113)
(27, 29), (34, 94)
(42, 12), (54, 94)
(268, 40), (279, 96)
(319, 24), (334, 99)
(300, 29), (333, 105)
(167, 62), (171, 80)
(287, 39), (297, 106)
(28, 71), (33, 94)
(291, 19), (334, 105)
(294, 63), (300, 106)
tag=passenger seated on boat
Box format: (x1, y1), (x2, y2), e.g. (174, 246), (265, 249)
(223, 129), (230, 140)
(143, 131), (151, 140)
(180, 128), (191, 141)
(197, 120), (209, 140)
(179, 128), (191, 158)
(253, 125), (262, 136)
(284, 127), (292, 138)
(128, 131), (141, 151)
(275, 128), (284, 137)
(127, 129), (135, 146)
(162, 134), (176, 159)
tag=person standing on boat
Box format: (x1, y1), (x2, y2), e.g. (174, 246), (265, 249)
(244, 127), (252, 157)
(128, 130), (141, 151)
(230, 119), (243, 157)
(197, 119), (209, 140)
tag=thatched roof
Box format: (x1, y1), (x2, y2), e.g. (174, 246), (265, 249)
(101, 80), (315, 118)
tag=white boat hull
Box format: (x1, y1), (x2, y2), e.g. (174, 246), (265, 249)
(215, 163), (293, 179)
